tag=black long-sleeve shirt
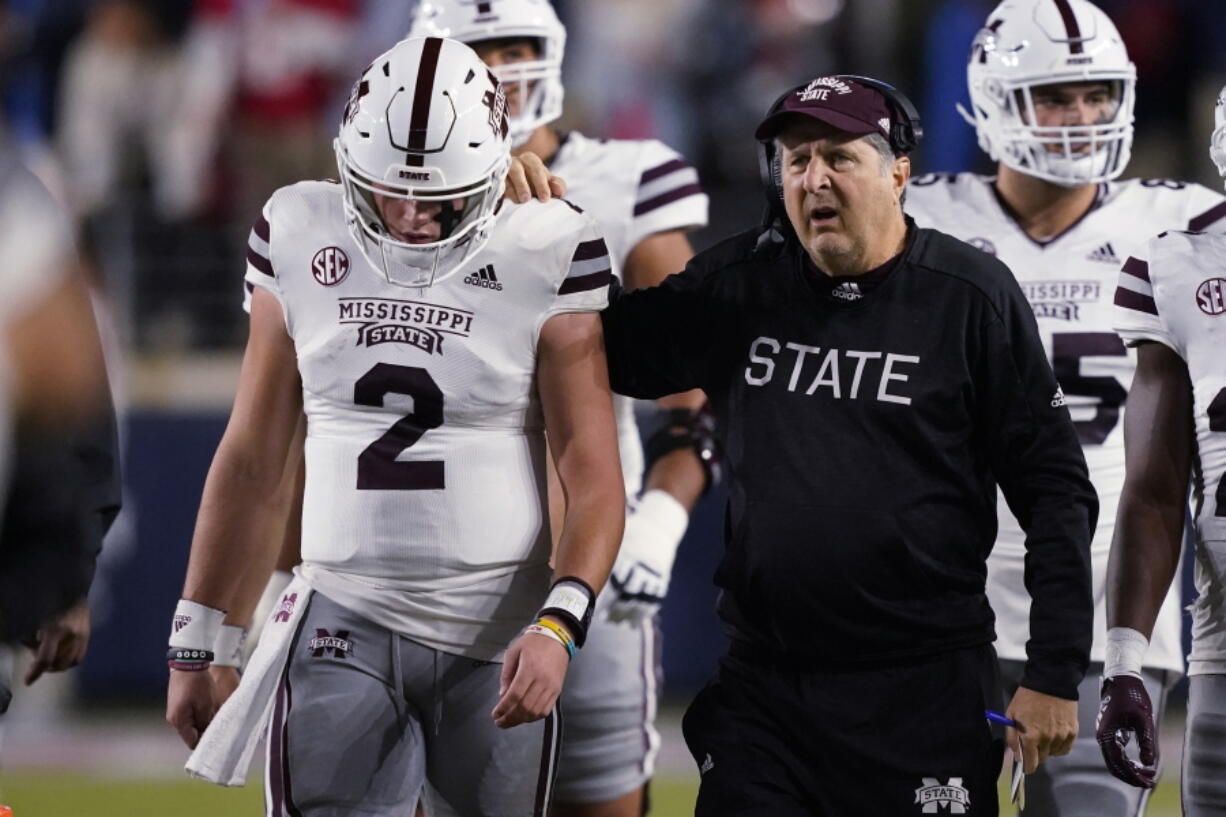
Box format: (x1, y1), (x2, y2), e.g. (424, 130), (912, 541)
(602, 221), (1097, 699)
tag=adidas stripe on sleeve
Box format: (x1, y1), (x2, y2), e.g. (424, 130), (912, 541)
(1184, 182), (1226, 233)
(1113, 249), (1177, 353)
(628, 140), (708, 248)
(242, 198), (287, 317)
(547, 226), (612, 318)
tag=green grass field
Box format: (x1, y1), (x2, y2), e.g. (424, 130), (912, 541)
(0, 773), (1184, 817)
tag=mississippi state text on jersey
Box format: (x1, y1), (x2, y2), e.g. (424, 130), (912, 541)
(244, 180), (611, 661)
(906, 172), (1226, 673)
(1115, 231), (1226, 675)
(549, 132), (708, 495)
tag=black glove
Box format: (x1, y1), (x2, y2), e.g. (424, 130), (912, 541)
(1096, 675), (1158, 789)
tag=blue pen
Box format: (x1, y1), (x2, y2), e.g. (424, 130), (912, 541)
(985, 710), (1023, 729)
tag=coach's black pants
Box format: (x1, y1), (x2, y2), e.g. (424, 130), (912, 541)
(682, 644), (1005, 816)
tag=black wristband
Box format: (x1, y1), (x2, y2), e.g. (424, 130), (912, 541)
(537, 577), (595, 648)
(167, 647), (214, 672)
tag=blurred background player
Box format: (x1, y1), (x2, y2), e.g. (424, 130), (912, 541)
(0, 122), (111, 725)
(1098, 85), (1226, 816)
(165, 36), (625, 816)
(905, 1), (1226, 814)
(408, 4), (713, 815)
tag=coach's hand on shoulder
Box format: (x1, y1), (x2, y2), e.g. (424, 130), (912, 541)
(166, 670), (219, 749)
(1006, 686), (1078, 773)
(491, 626), (570, 729)
(505, 151), (566, 204)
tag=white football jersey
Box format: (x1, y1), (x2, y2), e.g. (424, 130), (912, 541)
(549, 132), (708, 496)
(907, 172), (1226, 672)
(1115, 231), (1226, 675)
(244, 181), (611, 661)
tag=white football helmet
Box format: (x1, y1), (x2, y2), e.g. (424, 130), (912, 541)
(335, 36), (511, 287)
(961, 0), (1136, 186)
(409, 0), (565, 148)
(1211, 85), (1226, 185)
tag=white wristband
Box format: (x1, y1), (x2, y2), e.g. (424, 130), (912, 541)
(168, 600), (226, 652)
(1104, 626), (1148, 679)
(212, 624), (249, 669)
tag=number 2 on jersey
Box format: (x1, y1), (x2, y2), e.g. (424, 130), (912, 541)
(355, 363), (445, 490)
(1211, 387), (1226, 517)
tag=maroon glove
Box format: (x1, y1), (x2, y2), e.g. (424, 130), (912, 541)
(1096, 675), (1158, 789)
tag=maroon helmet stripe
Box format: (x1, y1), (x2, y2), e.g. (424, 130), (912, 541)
(559, 269), (612, 295)
(1189, 201), (1226, 232)
(1053, 0), (1085, 54)
(406, 37), (444, 167)
(1113, 285), (1158, 316)
(1120, 256), (1150, 283)
(633, 183), (704, 216)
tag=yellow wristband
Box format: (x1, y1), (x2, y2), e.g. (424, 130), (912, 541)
(534, 617), (576, 649)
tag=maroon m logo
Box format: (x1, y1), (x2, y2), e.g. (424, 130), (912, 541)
(308, 629), (353, 659)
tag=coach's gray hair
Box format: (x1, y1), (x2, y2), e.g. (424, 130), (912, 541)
(862, 133), (896, 175)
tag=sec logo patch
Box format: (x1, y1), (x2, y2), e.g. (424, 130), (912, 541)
(312, 246), (351, 286)
(1197, 278), (1226, 316)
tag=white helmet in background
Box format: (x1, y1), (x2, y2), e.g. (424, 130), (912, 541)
(961, 0), (1136, 186)
(335, 36), (511, 288)
(409, 0), (565, 148)
(1211, 85), (1226, 185)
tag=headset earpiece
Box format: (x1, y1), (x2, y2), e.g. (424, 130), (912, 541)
(832, 74), (923, 155)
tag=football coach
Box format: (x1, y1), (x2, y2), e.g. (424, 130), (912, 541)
(600, 75), (1097, 815)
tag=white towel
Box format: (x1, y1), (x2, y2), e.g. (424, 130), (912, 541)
(185, 577), (313, 786)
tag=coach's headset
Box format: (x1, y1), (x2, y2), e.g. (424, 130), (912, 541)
(755, 75), (923, 247)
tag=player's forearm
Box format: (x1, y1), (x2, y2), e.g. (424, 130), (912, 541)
(1106, 490), (1185, 636)
(643, 449), (704, 512)
(552, 464), (624, 595)
(222, 427), (305, 627)
(645, 389), (708, 511)
(181, 444), (287, 611)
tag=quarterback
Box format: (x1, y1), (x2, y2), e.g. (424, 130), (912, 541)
(164, 37), (624, 817)
(905, 0), (1226, 813)
(407, 3), (713, 815)
(1098, 87), (1226, 816)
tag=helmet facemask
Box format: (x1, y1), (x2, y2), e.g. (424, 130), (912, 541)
(988, 79), (1134, 187)
(1211, 86), (1226, 187)
(488, 48), (563, 148)
(336, 138), (509, 288)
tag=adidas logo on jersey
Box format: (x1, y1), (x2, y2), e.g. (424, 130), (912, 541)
(1051, 385), (1067, 408)
(1087, 243), (1121, 264)
(464, 264), (503, 291)
(831, 282), (863, 301)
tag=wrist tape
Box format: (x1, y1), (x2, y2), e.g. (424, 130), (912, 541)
(1104, 626), (1148, 679)
(537, 577), (594, 648)
(211, 624), (249, 669)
